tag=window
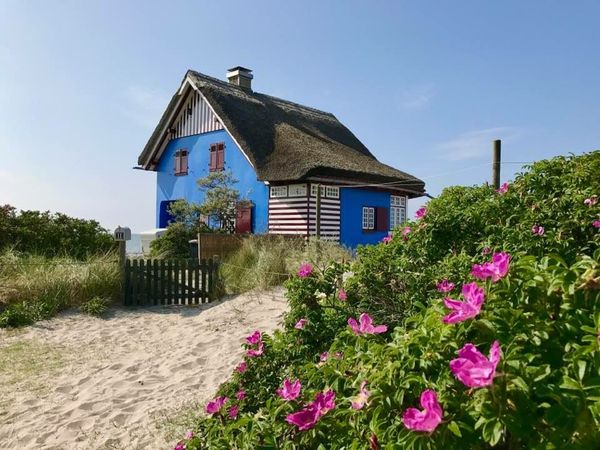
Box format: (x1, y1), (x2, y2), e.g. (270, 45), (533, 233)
(390, 195), (407, 229)
(209, 142), (225, 171)
(391, 195), (406, 207)
(288, 184), (307, 197)
(362, 207), (375, 230)
(311, 185), (339, 198)
(270, 186), (288, 198)
(174, 149), (188, 176)
(310, 184), (323, 197)
(325, 186), (339, 198)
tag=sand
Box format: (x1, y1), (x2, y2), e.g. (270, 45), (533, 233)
(0, 288), (288, 450)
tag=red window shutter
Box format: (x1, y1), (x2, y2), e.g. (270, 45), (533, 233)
(174, 151), (181, 174)
(181, 150), (188, 174)
(216, 143), (225, 170)
(209, 144), (217, 171)
(376, 207), (389, 231)
(235, 204), (252, 234)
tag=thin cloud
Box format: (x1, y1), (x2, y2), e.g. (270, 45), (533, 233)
(122, 85), (168, 129)
(438, 127), (521, 161)
(398, 83), (435, 110)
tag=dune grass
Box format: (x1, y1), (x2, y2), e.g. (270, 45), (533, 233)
(0, 250), (121, 327)
(220, 236), (352, 294)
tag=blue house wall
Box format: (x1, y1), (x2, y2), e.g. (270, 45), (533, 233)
(340, 188), (391, 248)
(155, 130), (269, 232)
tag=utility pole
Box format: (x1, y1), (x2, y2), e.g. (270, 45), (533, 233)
(492, 139), (501, 189)
(315, 184), (321, 239)
(315, 184), (322, 263)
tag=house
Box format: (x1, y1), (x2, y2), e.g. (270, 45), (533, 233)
(136, 67), (425, 248)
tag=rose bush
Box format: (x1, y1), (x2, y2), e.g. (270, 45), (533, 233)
(175, 152), (600, 449)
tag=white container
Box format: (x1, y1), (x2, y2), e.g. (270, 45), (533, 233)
(140, 228), (166, 255)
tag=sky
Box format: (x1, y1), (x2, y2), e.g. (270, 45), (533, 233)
(1, 0), (599, 232)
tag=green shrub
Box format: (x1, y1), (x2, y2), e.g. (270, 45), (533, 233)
(0, 205), (114, 259)
(150, 222), (198, 259)
(175, 151), (600, 450)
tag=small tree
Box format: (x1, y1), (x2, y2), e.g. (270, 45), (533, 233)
(197, 171), (249, 233)
(167, 199), (205, 231)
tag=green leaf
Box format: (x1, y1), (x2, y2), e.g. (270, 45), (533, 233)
(577, 360), (587, 381)
(560, 376), (581, 391)
(448, 421), (462, 437)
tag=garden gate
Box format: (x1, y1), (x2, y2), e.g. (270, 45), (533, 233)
(123, 258), (219, 306)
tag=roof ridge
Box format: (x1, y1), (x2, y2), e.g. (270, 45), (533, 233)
(187, 69), (336, 119)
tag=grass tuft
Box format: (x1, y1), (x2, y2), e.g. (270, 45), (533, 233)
(220, 236), (351, 294)
(0, 250), (120, 327)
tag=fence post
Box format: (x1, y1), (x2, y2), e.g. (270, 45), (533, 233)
(207, 258), (214, 302)
(123, 259), (131, 305)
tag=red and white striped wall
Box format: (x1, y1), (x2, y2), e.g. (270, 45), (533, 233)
(267, 184), (340, 242)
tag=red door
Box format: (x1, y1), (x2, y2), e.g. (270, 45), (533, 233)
(235, 204), (252, 234)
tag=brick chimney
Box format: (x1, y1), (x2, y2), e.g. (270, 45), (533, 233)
(226, 66), (253, 90)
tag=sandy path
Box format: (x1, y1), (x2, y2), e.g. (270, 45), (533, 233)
(0, 288), (287, 450)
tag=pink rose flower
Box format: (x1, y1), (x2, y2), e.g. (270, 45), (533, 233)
(185, 430), (194, 439)
(381, 235), (392, 244)
(320, 351), (329, 362)
(285, 405), (320, 431)
(436, 279), (455, 293)
(228, 404), (239, 419)
(450, 341), (501, 388)
(285, 390), (336, 430)
(593, 220), (600, 228)
(348, 313), (387, 336)
(351, 381), (370, 410)
(298, 263), (313, 278)
(348, 313), (388, 336)
(584, 195), (597, 206)
(174, 443), (185, 450)
(496, 182), (509, 194)
(532, 224), (545, 236)
(415, 206), (427, 219)
(401, 226), (411, 240)
(235, 362), (247, 373)
(442, 282), (485, 324)
(482, 246), (492, 255)
(277, 378), (302, 401)
(246, 341), (264, 357)
(471, 252), (510, 283)
(205, 396), (228, 415)
(402, 389), (443, 432)
(246, 330), (261, 345)
(294, 318), (307, 329)
(236, 390), (246, 401)
(338, 289), (347, 301)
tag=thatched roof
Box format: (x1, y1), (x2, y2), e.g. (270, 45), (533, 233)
(138, 70), (425, 196)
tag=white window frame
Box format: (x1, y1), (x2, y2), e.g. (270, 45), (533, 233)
(362, 207), (375, 230)
(288, 184), (307, 197)
(270, 186), (288, 198)
(310, 184), (325, 197)
(325, 186), (339, 199)
(390, 196), (407, 229)
(310, 185), (339, 198)
(391, 195), (406, 207)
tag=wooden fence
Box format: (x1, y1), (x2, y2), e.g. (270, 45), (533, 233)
(123, 258), (218, 306)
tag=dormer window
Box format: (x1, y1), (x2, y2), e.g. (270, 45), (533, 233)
(174, 149), (188, 176)
(209, 142), (225, 172)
